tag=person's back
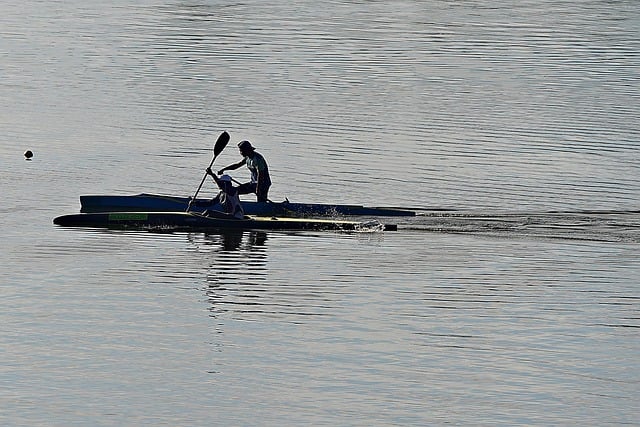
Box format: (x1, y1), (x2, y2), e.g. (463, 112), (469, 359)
(246, 150), (270, 183)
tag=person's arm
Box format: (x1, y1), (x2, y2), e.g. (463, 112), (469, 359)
(218, 158), (246, 175)
(207, 168), (224, 190)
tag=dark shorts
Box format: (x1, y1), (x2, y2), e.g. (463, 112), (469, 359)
(237, 182), (270, 202)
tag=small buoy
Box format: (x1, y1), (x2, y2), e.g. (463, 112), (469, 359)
(24, 150), (33, 160)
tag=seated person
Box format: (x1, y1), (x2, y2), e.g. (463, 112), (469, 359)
(204, 168), (245, 219)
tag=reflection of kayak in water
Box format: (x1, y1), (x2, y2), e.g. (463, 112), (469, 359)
(79, 194), (416, 217)
(53, 211), (397, 232)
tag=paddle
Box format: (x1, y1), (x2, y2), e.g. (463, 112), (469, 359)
(186, 131), (230, 212)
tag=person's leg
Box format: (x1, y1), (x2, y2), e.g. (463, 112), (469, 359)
(236, 182), (256, 195)
(256, 182), (270, 202)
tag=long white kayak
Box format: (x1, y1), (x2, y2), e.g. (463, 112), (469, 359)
(53, 211), (397, 232)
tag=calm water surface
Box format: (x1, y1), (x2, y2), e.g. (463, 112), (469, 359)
(2, 1), (639, 425)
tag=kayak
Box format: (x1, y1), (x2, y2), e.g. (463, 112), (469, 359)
(79, 194), (416, 217)
(53, 211), (398, 232)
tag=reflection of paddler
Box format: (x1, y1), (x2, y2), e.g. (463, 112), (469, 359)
(202, 230), (268, 252)
(247, 231), (268, 247)
(205, 169), (244, 219)
(220, 229), (244, 251)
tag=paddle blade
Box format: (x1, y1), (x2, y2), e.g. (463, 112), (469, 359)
(214, 131), (230, 157)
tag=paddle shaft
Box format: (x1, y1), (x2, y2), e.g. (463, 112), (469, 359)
(186, 132), (229, 212)
(186, 156), (218, 211)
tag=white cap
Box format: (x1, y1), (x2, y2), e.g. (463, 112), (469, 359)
(219, 174), (232, 182)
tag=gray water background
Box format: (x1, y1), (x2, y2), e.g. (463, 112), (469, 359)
(2, 1), (639, 425)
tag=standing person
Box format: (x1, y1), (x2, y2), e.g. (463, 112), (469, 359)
(217, 140), (271, 202)
(204, 169), (245, 219)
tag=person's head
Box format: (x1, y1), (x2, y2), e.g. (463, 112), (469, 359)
(238, 140), (254, 156)
(219, 174), (232, 188)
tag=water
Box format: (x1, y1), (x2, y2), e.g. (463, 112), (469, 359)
(2, 1), (639, 425)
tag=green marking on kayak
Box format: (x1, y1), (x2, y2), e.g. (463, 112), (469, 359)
(108, 213), (149, 221)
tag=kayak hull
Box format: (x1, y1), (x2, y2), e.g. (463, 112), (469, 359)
(79, 194), (415, 217)
(53, 212), (397, 232)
